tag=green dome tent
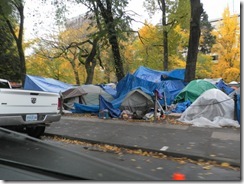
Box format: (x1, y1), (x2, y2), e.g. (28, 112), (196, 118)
(174, 79), (217, 103)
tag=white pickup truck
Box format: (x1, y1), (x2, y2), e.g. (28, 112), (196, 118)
(0, 78), (61, 137)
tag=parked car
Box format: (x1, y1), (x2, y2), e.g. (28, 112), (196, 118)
(0, 78), (61, 137)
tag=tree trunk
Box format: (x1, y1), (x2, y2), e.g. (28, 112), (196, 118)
(185, 0), (203, 82)
(163, 30), (168, 71)
(5, 3), (26, 86)
(108, 33), (124, 81)
(66, 51), (80, 85)
(85, 38), (99, 84)
(74, 70), (80, 85)
(19, 4), (25, 86)
(96, 0), (125, 81)
(17, 42), (26, 86)
(161, 0), (168, 71)
(85, 61), (96, 84)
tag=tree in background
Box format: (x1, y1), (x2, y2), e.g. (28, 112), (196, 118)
(195, 54), (214, 79)
(131, 23), (164, 70)
(0, 16), (21, 81)
(35, 25), (101, 85)
(199, 11), (216, 54)
(192, 11), (216, 79)
(39, 0), (137, 82)
(74, 0), (135, 81)
(26, 54), (75, 83)
(0, 18), (20, 82)
(211, 7), (240, 82)
(143, 0), (190, 71)
(0, 0), (26, 85)
(24, 0), (223, 84)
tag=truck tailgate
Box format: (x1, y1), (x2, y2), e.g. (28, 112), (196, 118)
(0, 89), (60, 114)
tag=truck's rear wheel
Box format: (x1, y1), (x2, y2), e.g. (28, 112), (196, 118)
(26, 126), (45, 138)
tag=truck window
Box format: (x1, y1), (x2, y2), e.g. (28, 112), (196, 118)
(0, 81), (10, 88)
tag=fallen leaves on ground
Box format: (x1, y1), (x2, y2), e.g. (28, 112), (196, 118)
(63, 113), (189, 126)
(43, 135), (240, 171)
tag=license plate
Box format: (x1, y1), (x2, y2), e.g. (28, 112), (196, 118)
(26, 114), (38, 121)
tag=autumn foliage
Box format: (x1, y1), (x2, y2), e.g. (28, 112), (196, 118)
(24, 5), (240, 84)
(211, 7), (240, 82)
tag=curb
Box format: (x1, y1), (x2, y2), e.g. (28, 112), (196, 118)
(44, 132), (240, 168)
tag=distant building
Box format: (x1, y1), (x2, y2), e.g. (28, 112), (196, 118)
(65, 14), (92, 29)
(210, 14), (240, 29)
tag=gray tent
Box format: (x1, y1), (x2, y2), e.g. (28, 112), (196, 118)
(62, 87), (87, 110)
(80, 84), (114, 106)
(120, 89), (154, 118)
(62, 84), (114, 110)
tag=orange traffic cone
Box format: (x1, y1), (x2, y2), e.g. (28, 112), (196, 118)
(172, 172), (186, 180)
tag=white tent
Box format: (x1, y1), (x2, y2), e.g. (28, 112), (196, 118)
(178, 88), (240, 128)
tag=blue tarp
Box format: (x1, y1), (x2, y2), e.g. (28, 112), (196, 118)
(133, 66), (185, 82)
(116, 73), (160, 98)
(72, 68), (185, 115)
(99, 95), (121, 118)
(236, 94), (240, 124)
(162, 80), (186, 105)
(215, 79), (235, 95)
(99, 84), (117, 98)
(73, 95), (122, 118)
(171, 100), (191, 113)
(73, 103), (99, 113)
(24, 75), (73, 93)
(24, 69), (186, 116)
(116, 73), (185, 106)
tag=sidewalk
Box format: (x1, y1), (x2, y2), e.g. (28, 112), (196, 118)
(45, 115), (240, 167)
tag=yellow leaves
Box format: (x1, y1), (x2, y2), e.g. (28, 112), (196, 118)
(138, 23), (157, 40)
(221, 162), (230, 167)
(43, 135), (240, 171)
(222, 67), (240, 83)
(168, 55), (186, 69)
(211, 7), (240, 82)
(130, 23), (164, 70)
(202, 165), (212, 170)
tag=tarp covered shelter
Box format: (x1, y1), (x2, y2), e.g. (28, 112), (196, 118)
(175, 79), (217, 103)
(120, 89), (154, 118)
(62, 87), (87, 110)
(74, 103), (99, 113)
(133, 66), (185, 82)
(178, 89), (240, 128)
(72, 85), (115, 113)
(99, 95), (121, 118)
(215, 79), (235, 95)
(99, 84), (117, 98)
(229, 87), (240, 124)
(73, 66), (186, 116)
(80, 84), (114, 106)
(24, 75), (73, 93)
(116, 73), (185, 106)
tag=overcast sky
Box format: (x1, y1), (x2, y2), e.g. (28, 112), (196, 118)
(23, 0), (241, 41)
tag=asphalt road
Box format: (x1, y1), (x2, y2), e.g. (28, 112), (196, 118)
(42, 132), (241, 181)
(0, 115), (240, 181)
(0, 128), (158, 180)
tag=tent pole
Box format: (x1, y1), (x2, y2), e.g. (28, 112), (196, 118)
(154, 91), (158, 123)
(233, 93), (237, 120)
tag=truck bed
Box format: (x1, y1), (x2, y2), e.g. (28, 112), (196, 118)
(0, 88), (61, 126)
(0, 89), (60, 114)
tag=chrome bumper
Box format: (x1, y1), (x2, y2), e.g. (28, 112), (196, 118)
(0, 114), (61, 126)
